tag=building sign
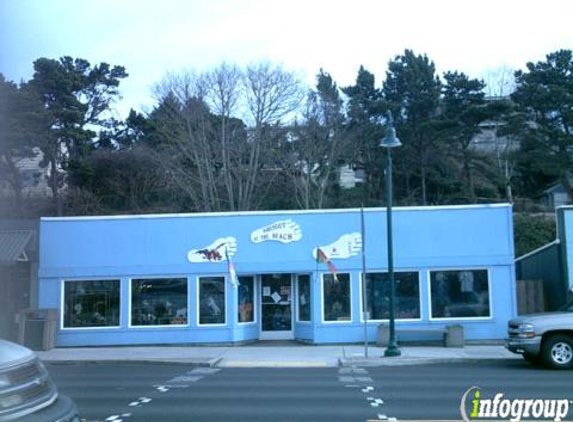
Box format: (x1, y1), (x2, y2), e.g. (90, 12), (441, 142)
(250, 219), (302, 244)
(187, 236), (237, 263)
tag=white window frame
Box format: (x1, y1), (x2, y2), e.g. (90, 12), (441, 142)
(295, 274), (312, 323)
(237, 275), (257, 326)
(128, 276), (190, 329)
(197, 274), (228, 327)
(321, 272), (352, 324)
(358, 270), (423, 323)
(60, 278), (122, 330)
(427, 268), (493, 321)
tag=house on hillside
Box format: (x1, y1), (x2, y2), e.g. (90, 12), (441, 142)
(539, 183), (571, 209)
(0, 148), (51, 200)
(339, 164), (365, 189)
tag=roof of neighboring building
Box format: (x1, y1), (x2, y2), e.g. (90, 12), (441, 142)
(0, 230), (34, 265)
(542, 182), (568, 195)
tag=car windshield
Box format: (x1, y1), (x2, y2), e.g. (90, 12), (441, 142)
(559, 301), (573, 312)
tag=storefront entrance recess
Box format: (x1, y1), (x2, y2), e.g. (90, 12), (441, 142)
(260, 274), (293, 340)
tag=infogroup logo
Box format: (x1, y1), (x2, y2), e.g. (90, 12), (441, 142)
(460, 386), (571, 422)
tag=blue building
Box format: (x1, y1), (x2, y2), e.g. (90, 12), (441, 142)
(38, 204), (516, 347)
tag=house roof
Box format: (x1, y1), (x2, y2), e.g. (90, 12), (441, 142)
(0, 230), (33, 265)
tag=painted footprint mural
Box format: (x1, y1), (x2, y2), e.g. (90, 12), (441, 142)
(250, 219), (303, 244)
(312, 232), (362, 260)
(187, 236), (237, 263)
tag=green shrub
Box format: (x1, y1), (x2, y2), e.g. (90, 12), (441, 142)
(513, 213), (556, 257)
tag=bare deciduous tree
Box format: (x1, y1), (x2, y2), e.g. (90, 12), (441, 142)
(149, 62), (305, 211)
(241, 62), (304, 210)
(483, 66), (516, 98)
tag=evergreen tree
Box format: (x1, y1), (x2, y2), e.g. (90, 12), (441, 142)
(286, 70), (348, 209)
(27, 56), (127, 214)
(383, 50), (442, 205)
(0, 75), (49, 214)
(342, 66), (385, 204)
(511, 49), (573, 200)
(441, 71), (494, 202)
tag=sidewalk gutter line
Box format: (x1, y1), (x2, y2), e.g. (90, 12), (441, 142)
(42, 357), (223, 367)
(339, 357), (521, 367)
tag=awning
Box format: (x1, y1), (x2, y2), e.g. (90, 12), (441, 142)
(0, 230), (33, 265)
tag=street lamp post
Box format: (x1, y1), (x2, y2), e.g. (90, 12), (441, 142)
(380, 111), (401, 358)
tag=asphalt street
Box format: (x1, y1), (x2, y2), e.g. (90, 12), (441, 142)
(46, 360), (573, 422)
(367, 360), (573, 420)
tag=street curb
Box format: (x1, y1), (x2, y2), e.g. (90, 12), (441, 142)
(339, 357), (522, 367)
(42, 357), (222, 367)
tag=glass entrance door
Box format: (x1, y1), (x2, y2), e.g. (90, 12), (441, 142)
(260, 274), (293, 340)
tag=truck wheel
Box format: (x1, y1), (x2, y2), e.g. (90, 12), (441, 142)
(542, 335), (573, 369)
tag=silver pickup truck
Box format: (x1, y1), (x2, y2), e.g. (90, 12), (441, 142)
(506, 301), (573, 369)
(0, 339), (79, 421)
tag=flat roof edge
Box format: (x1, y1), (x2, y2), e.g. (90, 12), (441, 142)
(40, 203), (512, 222)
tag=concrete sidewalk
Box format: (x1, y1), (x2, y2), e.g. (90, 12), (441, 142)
(36, 344), (520, 368)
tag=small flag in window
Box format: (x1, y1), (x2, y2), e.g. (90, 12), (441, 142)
(225, 247), (239, 288)
(316, 247), (339, 282)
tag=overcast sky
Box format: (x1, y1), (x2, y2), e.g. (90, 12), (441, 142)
(1, 0), (572, 118)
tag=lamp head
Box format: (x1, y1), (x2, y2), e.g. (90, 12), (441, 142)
(380, 111), (402, 148)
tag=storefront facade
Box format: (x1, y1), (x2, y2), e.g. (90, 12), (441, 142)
(38, 204), (516, 347)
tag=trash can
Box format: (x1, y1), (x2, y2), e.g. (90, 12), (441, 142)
(445, 324), (464, 348)
(18, 309), (58, 351)
(376, 323), (389, 347)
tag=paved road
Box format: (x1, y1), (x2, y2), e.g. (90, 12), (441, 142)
(47, 362), (375, 422)
(46, 360), (573, 422)
(367, 360), (572, 420)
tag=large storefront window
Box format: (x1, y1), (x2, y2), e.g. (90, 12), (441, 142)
(199, 276), (226, 325)
(63, 279), (120, 328)
(430, 270), (490, 318)
(131, 278), (188, 326)
(322, 273), (351, 322)
(297, 275), (311, 322)
(363, 272), (420, 320)
(238, 276), (254, 323)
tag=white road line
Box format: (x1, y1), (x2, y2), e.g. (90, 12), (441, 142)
(169, 376), (203, 383)
(188, 368), (220, 375)
(117, 367), (222, 419)
(338, 375), (373, 383)
(339, 367), (368, 374)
